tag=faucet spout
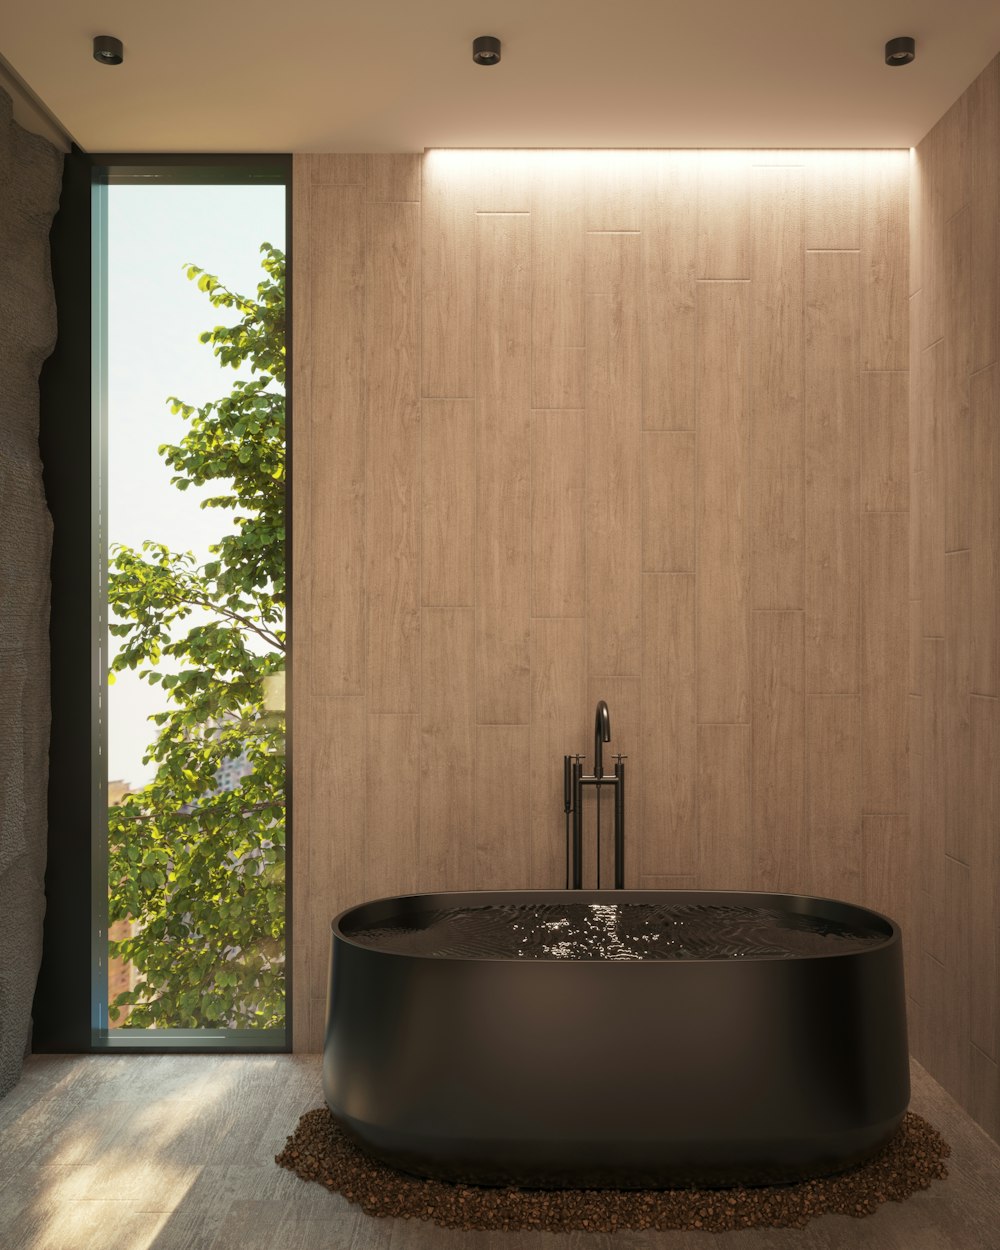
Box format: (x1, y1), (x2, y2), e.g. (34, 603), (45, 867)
(594, 700), (611, 780)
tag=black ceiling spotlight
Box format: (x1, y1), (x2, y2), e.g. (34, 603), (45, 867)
(884, 36), (915, 67)
(472, 35), (501, 66)
(93, 35), (124, 66)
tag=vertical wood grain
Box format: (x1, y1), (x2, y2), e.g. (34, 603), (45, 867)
(805, 695), (861, 902)
(532, 156), (585, 408)
(862, 371), (909, 512)
(943, 207), (972, 555)
(309, 154), (366, 185)
(529, 619), (587, 888)
(642, 153), (698, 429)
(862, 815), (910, 934)
(804, 151), (861, 250)
(750, 166), (804, 609)
(920, 639), (946, 908)
(969, 695), (999, 1061)
(476, 212), (531, 723)
(366, 153), (420, 203)
(364, 715), (419, 900)
(476, 725), (531, 889)
(751, 611), (805, 892)
(419, 608), (475, 890)
(696, 280), (751, 721)
(942, 854), (973, 1105)
(585, 232), (642, 676)
(421, 399), (475, 606)
(697, 152), (751, 279)
(971, 364), (999, 696)
(299, 694), (366, 1050)
(366, 201), (420, 712)
(969, 56), (1000, 373)
(585, 153), (643, 232)
(421, 155), (474, 397)
(921, 340), (946, 638)
(641, 431), (695, 572)
(944, 550), (972, 867)
(308, 183), (366, 695)
(804, 249), (861, 694)
(861, 151), (909, 371)
(862, 512), (908, 813)
(640, 574), (696, 877)
(471, 150), (534, 214)
(697, 724), (751, 890)
(531, 411), (585, 617)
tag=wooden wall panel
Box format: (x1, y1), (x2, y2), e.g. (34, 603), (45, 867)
(861, 150), (909, 372)
(421, 399), (475, 606)
(367, 153), (420, 203)
(862, 814), (910, 936)
(909, 51), (1000, 1142)
(862, 512), (908, 812)
(307, 184), (366, 695)
(862, 372), (909, 513)
(642, 155), (697, 429)
(419, 608), (475, 891)
(751, 611), (805, 892)
(697, 153), (751, 279)
(806, 695), (861, 902)
(804, 249), (861, 694)
(750, 166), (804, 610)
(697, 724), (751, 890)
(531, 156), (585, 409)
(641, 432), (695, 573)
(640, 574), (696, 877)
(421, 155), (475, 397)
(804, 151), (861, 250)
(969, 695), (999, 1062)
(366, 200), (420, 712)
(529, 619), (587, 888)
(969, 57), (1000, 374)
(476, 726), (531, 889)
(364, 714), (419, 900)
(294, 147), (911, 1068)
(696, 280), (751, 722)
(476, 213), (531, 723)
(585, 232), (642, 677)
(532, 411), (585, 617)
(971, 365), (999, 696)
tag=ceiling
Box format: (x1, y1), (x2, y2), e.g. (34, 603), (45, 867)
(2, 0), (999, 153)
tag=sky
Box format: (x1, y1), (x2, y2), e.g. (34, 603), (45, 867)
(106, 183), (285, 788)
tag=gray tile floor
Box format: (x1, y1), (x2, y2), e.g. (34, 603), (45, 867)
(0, 1055), (997, 1249)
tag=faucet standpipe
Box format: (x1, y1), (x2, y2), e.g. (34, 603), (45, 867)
(563, 702), (626, 890)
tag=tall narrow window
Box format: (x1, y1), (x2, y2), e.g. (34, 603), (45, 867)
(96, 166), (288, 1047)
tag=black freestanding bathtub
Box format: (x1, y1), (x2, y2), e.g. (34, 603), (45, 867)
(323, 890), (909, 1188)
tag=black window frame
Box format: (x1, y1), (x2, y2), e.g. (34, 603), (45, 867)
(35, 150), (293, 1053)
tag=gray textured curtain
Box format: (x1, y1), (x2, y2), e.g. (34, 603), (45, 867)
(0, 86), (61, 1099)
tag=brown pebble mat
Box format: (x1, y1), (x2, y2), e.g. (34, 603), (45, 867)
(275, 1108), (949, 1233)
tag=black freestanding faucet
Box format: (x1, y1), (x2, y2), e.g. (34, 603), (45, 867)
(564, 700), (626, 889)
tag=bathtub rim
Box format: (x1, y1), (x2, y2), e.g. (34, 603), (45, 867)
(330, 888), (901, 964)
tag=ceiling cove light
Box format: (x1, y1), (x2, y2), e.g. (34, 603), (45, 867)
(884, 37), (915, 67)
(472, 36), (501, 66)
(93, 35), (124, 65)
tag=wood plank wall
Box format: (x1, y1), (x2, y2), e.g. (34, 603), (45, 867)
(909, 53), (1000, 1143)
(292, 148), (909, 1054)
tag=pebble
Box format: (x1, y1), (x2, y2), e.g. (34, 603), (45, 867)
(275, 1110), (949, 1233)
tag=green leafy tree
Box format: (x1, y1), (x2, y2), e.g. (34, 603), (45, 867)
(107, 244), (286, 1028)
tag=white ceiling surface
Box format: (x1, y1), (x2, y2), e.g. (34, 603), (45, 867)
(3, 0), (1000, 153)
